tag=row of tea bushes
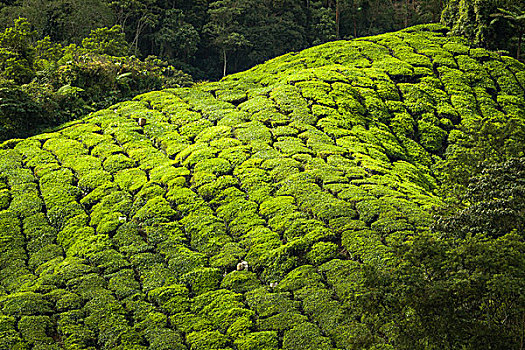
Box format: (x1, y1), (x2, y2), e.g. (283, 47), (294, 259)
(0, 24), (524, 348)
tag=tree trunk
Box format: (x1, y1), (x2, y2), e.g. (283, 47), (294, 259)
(132, 17), (147, 55)
(405, 0), (410, 28)
(223, 48), (227, 77)
(518, 31), (523, 61)
(335, 0), (341, 39)
(353, 0), (358, 38)
(521, 311), (524, 350)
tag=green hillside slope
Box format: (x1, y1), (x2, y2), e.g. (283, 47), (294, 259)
(0, 24), (524, 349)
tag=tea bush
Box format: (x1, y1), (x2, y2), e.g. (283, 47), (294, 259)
(0, 24), (524, 349)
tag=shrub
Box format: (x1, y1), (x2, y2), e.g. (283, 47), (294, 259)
(186, 330), (230, 350)
(147, 328), (186, 350)
(181, 268), (223, 295)
(107, 269), (141, 300)
(220, 271), (261, 293)
(0, 24), (523, 350)
(0, 292), (53, 316)
(18, 315), (54, 345)
(282, 322), (334, 350)
(234, 331), (279, 350)
(306, 242), (338, 265)
(148, 284), (190, 314)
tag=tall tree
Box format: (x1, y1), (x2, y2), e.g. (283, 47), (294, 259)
(307, 1), (336, 44)
(108, 0), (159, 55)
(204, 0), (250, 77)
(80, 24), (129, 56)
(442, 0), (523, 57)
(0, 17), (36, 83)
(153, 9), (200, 62)
(364, 158), (525, 349)
(491, 6), (525, 60)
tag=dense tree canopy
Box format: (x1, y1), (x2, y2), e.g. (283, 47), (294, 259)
(2, 1), (524, 81)
(387, 157), (525, 349)
(442, 0), (525, 58)
(2, 0), (523, 80)
(0, 0), (446, 79)
(0, 18), (192, 141)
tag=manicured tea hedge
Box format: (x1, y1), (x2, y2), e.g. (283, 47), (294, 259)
(0, 24), (524, 349)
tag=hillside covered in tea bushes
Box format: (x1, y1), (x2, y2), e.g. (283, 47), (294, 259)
(0, 24), (524, 349)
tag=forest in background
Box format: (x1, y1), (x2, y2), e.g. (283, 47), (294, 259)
(0, 0), (524, 140)
(0, 1), (524, 347)
(0, 0), (446, 80)
(0, 23), (524, 349)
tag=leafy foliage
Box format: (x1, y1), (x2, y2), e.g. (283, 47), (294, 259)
(80, 25), (130, 57)
(381, 157), (525, 349)
(0, 17), (36, 84)
(442, 0), (525, 59)
(0, 18), (192, 141)
(0, 24), (524, 349)
(435, 157), (525, 238)
(0, 0), (444, 79)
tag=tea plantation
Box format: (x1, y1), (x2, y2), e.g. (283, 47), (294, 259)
(0, 24), (524, 349)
